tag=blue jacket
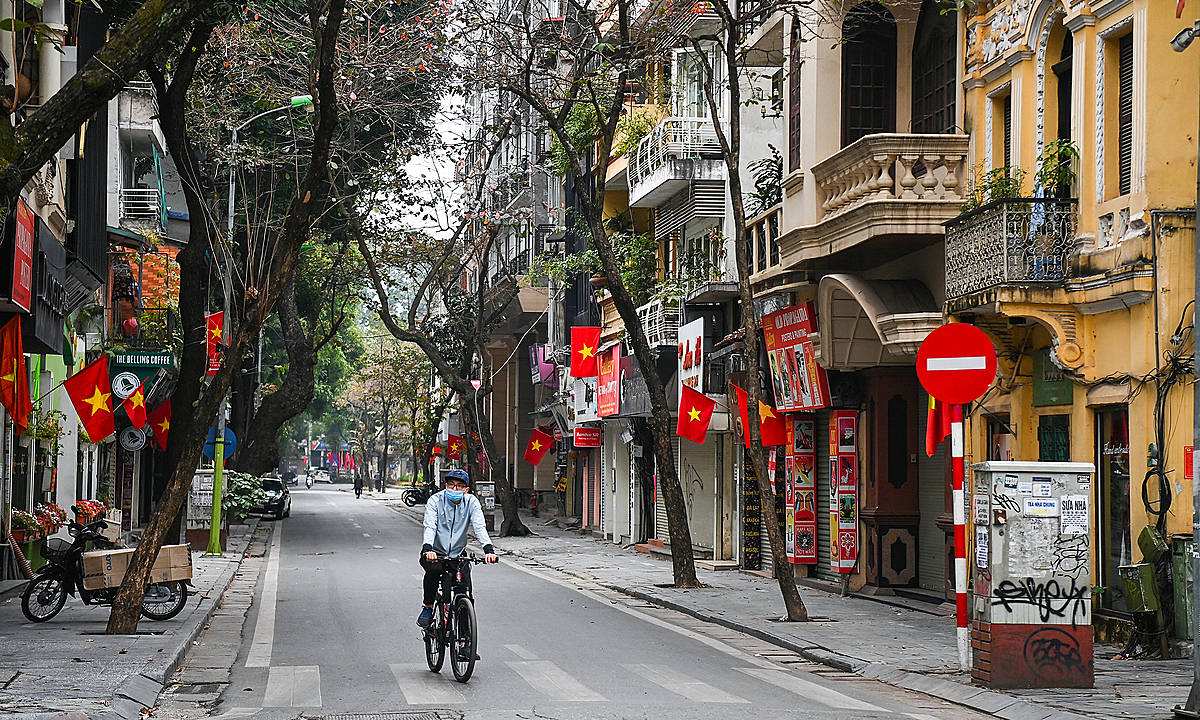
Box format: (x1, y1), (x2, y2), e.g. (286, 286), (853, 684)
(421, 490), (494, 558)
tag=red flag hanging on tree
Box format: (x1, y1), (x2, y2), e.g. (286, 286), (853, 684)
(523, 427), (554, 465)
(148, 399), (172, 450)
(447, 434), (464, 460)
(569, 326), (601, 377)
(0, 315), (32, 432)
(205, 312), (224, 376)
(122, 378), (148, 429)
(677, 384), (716, 444)
(64, 356), (115, 442)
(732, 384), (787, 448)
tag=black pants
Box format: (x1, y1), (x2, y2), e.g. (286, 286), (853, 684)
(420, 555), (472, 606)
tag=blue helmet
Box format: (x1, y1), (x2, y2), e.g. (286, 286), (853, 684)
(446, 468), (470, 486)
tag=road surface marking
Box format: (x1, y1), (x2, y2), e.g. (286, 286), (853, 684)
(387, 558), (403, 565)
(506, 661), (606, 701)
(245, 524), (282, 668)
(504, 643), (539, 660)
(262, 665), (322, 707)
(626, 663), (748, 704)
(363, 533), (371, 537)
(735, 667), (884, 711)
(926, 356), (986, 371)
(389, 663), (467, 704)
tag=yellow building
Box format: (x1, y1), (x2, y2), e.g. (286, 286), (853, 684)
(951, 0), (1199, 638)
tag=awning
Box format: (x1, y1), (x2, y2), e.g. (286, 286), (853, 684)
(816, 274), (942, 369)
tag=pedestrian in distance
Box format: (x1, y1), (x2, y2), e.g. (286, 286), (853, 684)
(354, 473), (364, 499)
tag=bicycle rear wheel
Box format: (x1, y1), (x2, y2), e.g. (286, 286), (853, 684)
(449, 595), (477, 682)
(424, 603), (445, 672)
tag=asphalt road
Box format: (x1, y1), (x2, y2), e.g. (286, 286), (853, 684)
(211, 485), (989, 720)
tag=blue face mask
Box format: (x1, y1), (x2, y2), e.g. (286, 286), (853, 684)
(444, 488), (465, 502)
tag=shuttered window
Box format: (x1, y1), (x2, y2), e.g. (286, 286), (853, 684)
(841, 3), (897, 147)
(910, 0), (956, 134)
(1003, 95), (1012, 168)
(788, 28), (802, 171)
(1118, 33), (1133, 197)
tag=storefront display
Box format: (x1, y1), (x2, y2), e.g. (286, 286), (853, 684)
(829, 410), (858, 573)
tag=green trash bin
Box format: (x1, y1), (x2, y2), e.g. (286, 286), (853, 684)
(1173, 535), (1194, 640)
(1119, 563), (1161, 615)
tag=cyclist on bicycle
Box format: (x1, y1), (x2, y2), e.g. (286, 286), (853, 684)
(417, 468), (498, 637)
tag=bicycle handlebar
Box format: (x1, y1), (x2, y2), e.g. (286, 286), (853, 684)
(430, 553), (489, 564)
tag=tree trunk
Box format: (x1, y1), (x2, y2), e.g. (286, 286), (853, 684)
(459, 391), (528, 536)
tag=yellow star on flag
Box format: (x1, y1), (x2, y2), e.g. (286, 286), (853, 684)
(129, 391), (145, 411)
(83, 386), (111, 416)
(578, 345), (595, 360)
(688, 406), (701, 422)
(157, 417), (170, 434)
(209, 324), (222, 341)
(531, 440), (543, 451)
(0, 362), (14, 386)
(759, 402), (775, 420)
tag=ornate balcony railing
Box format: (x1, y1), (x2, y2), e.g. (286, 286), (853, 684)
(635, 298), (680, 348)
(944, 197), (1079, 301)
(811, 133), (969, 220)
(627, 117), (721, 190)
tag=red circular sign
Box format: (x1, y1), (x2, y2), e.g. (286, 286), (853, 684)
(917, 324), (998, 404)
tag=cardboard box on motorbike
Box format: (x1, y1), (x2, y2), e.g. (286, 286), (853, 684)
(81, 544), (192, 590)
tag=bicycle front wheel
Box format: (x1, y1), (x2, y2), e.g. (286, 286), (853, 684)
(424, 604), (445, 673)
(450, 595), (477, 682)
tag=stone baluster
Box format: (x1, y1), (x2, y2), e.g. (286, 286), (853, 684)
(920, 153), (941, 198)
(898, 155), (919, 199)
(872, 153), (894, 200)
(942, 154), (962, 200)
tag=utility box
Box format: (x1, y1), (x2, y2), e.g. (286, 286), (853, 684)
(475, 480), (496, 533)
(1173, 535), (1195, 640)
(970, 461), (1095, 689)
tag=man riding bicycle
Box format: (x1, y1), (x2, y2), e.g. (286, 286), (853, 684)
(417, 468), (498, 651)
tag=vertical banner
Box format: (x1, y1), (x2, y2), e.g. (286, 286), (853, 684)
(597, 345), (621, 417)
(9, 198), (34, 311)
(784, 427), (795, 561)
(761, 302), (830, 411)
(677, 318), (705, 393)
(830, 410), (858, 573)
(741, 448), (761, 571)
(791, 415), (817, 563)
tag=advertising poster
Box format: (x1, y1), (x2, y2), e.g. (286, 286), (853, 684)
(761, 302), (830, 412)
(597, 345), (621, 417)
(677, 317), (705, 394)
(785, 452), (795, 559)
(829, 410), (858, 573)
(791, 415), (817, 563)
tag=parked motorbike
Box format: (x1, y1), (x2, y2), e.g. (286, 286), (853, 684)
(402, 480), (439, 506)
(21, 520), (190, 623)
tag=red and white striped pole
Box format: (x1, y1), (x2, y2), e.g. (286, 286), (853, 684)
(950, 403), (969, 672)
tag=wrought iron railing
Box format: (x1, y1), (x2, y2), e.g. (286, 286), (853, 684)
(635, 298), (680, 348)
(737, 0), (775, 32)
(119, 188), (162, 225)
(944, 197), (1079, 300)
(627, 117), (721, 190)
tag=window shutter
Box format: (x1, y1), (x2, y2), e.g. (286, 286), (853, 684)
(1118, 33), (1134, 196)
(1003, 96), (1012, 169)
(789, 31), (802, 172)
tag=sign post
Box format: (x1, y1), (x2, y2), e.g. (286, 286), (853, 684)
(917, 323), (998, 673)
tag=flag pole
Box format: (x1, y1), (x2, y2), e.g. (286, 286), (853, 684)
(951, 403), (969, 672)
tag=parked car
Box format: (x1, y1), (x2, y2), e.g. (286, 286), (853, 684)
(254, 477), (291, 519)
(308, 467), (332, 484)
(282, 470), (298, 487)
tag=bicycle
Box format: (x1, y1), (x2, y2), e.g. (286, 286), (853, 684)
(423, 553), (485, 682)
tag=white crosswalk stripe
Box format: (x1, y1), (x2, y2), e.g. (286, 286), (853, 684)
(506, 660), (607, 701)
(735, 667), (886, 711)
(389, 663), (468, 704)
(262, 665), (322, 707)
(504, 643), (540, 660)
(624, 663), (749, 704)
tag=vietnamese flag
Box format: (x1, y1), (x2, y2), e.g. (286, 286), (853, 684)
(447, 434), (464, 460)
(64, 356), (115, 442)
(523, 427), (554, 465)
(569, 326), (601, 377)
(925, 394), (952, 457)
(0, 315), (32, 432)
(122, 378), (148, 429)
(148, 399), (171, 450)
(732, 384), (787, 447)
(205, 312), (224, 376)
(677, 384), (716, 444)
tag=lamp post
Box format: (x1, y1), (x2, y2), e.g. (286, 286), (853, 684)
(1174, 18), (1200, 719)
(207, 94), (314, 556)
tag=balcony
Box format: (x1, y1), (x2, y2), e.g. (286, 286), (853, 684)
(119, 188), (163, 230)
(635, 298), (680, 348)
(944, 197), (1078, 303)
(108, 306), (179, 350)
(778, 133), (968, 264)
(627, 117), (725, 207)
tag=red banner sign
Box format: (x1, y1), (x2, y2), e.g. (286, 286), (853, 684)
(762, 302), (829, 412)
(829, 410), (858, 573)
(573, 426), (601, 447)
(10, 199), (34, 311)
(786, 415), (817, 564)
(598, 345), (620, 417)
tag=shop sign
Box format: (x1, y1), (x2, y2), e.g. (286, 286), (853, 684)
(574, 426), (601, 448)
(572, 376), (599, 424)
(9, 198), (34, 311)
(529, 344), (558, 389)
(598, 345), (620, 417)
(619, 355), (652, 417)
(740, 449), (761, 571)
(677, 317), (704, 393)
(828, 410), (858, 574)
(762, 302), (829, 411)
(786, 416), (817, 564)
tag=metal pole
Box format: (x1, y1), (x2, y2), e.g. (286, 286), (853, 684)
(951, 403), (969, 672)
(1181, 45), (1200, 717)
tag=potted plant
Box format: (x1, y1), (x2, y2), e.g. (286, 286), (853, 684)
(10, 509), (41, 543)
(34, 503), (67, 534)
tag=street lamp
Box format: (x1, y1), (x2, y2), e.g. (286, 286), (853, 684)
(207, 94), (315, 556)
(1175, 18), (1200, 720)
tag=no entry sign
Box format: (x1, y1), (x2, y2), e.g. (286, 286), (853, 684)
(917, 324), (997, 404)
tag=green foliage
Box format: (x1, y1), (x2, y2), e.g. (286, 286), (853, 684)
(745, 146), (782, 217)
(613, 109), (658, 158)
(1034, 139), (1079, 197)
(549, 102), (600, 176)
(529, 214), (659, 306)
(962, 166), (1027, 212)
(223, 472), (267, 521)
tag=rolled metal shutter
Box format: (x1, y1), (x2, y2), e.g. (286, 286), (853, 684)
(815, 412), (836, 581)
(653, 441), (673, 542)
(918, 389), (948, 597)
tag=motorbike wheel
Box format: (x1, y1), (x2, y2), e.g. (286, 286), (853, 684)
(21, 575), (67, 622)
(402, 490), (420, 507)
(140, 581), (188, 621)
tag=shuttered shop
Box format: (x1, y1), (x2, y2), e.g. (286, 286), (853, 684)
(917, 389), (948, 597)
(814, 412), (836, 581)
(652, 440), (677, 542)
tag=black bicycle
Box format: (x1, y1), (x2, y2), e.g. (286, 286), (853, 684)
(423, 554), (485, 682)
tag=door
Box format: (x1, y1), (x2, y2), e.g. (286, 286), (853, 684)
(1096, 407), (1131, 613)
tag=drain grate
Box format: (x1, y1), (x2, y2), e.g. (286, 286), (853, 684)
(311, 713), (461, 720)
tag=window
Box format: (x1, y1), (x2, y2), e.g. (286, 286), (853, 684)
(788, 26), (802, 171)
(1096, 407), (1131, 613)
(674, 48), (722, 118)
(1003, 95), (1012, 168)
(1117, 33), (1133, 196)
(911, 0), (957, 134)
(1052, 33), (1073, 145)
(1037, 414), (1070, 462)
(985, 415), (1015, 461)
(841, 3), (897, 146)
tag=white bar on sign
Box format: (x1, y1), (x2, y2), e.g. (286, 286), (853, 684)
(926, 357), (987, 371)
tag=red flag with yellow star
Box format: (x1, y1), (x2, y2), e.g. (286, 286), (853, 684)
(0, 316), (32, 432)
(122, 378), (148, 429)
(148, 399), (171, 450)
(64, 356), (115, 442)
(569, 326), (601, 377)
(677, 384), (716, 444)
(732, 384), (787, 448)
(447, 434), (464, 460)
(205, 311), (224, 376)
(523, 427), (554, 465)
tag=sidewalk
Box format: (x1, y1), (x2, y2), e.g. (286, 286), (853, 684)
(383, 499), (1189, 720)
(0, 520), (265, 720)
